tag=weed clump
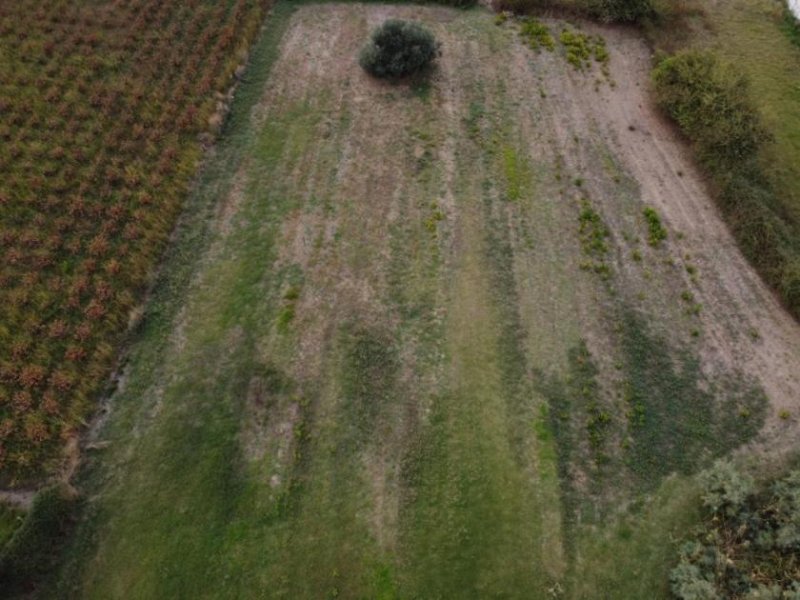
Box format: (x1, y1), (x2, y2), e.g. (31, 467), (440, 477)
(560, 28), (592, 69)
(578, 200), (612, 278)
(359, 20), (439, 79)
(519, 17), (555, 51)
(560, 28), (609, 71)
(642, 207), (667, 246)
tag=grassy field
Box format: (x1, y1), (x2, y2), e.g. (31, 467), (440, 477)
(27, 2), (800, 598)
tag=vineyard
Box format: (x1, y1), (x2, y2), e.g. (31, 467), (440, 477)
(0, 0), (271, 482)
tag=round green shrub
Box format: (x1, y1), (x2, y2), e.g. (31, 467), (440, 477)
(359, 19), (439, 79)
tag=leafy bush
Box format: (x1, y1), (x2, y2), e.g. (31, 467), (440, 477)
(671, 463), (800, 599)
(652, 51), (770, 171)
(359, 20), (439, 78)
(653, 50), (800, 320)
(697, 459), (753, 517)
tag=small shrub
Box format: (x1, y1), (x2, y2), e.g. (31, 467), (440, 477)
(698, 459), (753, 516)
(670, 557), (720, 600)
(359, 20), (439, 79)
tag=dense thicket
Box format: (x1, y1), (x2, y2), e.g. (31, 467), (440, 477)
(589, 0), (654, 22)
(671, 462), (800, 599)
(0, 485), (76, 592)
(0, 0), (271, 483)
(653, 50), (800, 319)
(494, 0), (654, 23)
(359, 19), (439, 78)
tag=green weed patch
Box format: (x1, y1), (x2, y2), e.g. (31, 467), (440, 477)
(560, 28), (608, 70)
(519, 17), (555, 51)
(642, 207), (667, 247)
(617, 310), (765, 489)
(578, 200), (612, 279)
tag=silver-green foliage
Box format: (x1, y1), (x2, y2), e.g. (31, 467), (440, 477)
(671, 463), (800, 599)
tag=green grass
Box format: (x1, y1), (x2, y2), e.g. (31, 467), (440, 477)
(706, 0), (800, 225)
(570, 475), (703, 598)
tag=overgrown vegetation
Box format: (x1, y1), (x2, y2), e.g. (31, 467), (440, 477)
(589, 0), (654, 23)
(0, 0), (273, 482)
(0, 503), (22, 548)
(782, 6), (800, 48)
(0, 484), (77, 593)
(653, 50), (800, 319)
(496, 0), (654, 23)
(652, 51), (769, 170)
(359, 19), (439, 78)
(671, 462), (800, 599)
(617, 311), (765, 489)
